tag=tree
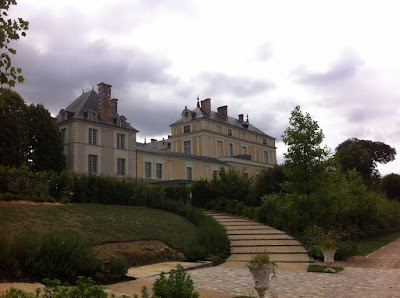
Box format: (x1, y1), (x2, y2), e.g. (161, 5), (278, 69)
(335, 143), (374, 179)
(282, 105), (331, 237)
(0, 0), (29, 87)
(0, 87), (27, 166)
(0, 89), (66, 172)
(381, 173), (400, 201)
(27, 104), (66, 172)
(282, 105), (330, 197)
(336, 138), (396, 178)
(251, 164), (287, 204)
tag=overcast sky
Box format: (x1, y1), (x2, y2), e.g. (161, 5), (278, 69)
(10, 0), (400, 176)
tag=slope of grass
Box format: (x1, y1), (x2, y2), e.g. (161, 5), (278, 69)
(0, 203), (196, 251)
(357, 232), (400, 256)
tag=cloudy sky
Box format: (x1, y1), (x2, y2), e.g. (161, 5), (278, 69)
(10, 0), (400, 176)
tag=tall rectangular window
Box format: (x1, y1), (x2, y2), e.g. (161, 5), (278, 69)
(228, 129), (232, 136)
(229, 143), (234, 156)
(263, 138), (267, 145)
(186, 167), (192, 181)
(89, 128), (97, 145)
(88, 155), (97, 173)
(184, 140), (191, 155)
(61, 128), (66, 144)
(156, 163), (162, 179)
(184, 125), (191, 133)
(117, 158), (125, 175)
(117, 134), (125, 149)
(264, 151), (269, 164)
(145, 162), (152, 178)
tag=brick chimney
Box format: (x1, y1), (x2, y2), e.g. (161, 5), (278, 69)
(238, 114), (244, 122)
(111, 98), (118, 114)
(98, 82), (112, 121)
(217, 106), (228, 119)
(201, 98), (211, 115)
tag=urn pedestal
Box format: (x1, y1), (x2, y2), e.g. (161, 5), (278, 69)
(247, 263), (274, 298)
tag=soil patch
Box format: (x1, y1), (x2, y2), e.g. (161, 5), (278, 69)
(93, 240), (185, 267)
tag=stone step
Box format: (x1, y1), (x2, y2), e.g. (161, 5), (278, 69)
(231, 243), (303, 247)
(227, 253), (310, 262)
(227, 230), (285, 235)
(228, 234), (293, 240)
(224, 226), (275, 231)
(230, 239), (301, 246)
(223, 223), (270, 227)
(231, 246), (307, 253)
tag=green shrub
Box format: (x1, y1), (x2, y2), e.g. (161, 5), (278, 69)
(335, 241), (358, 260)
(0, 288), (37, 298)
(185, 216), (229, 261)
(29, 231), (101, 280)
(153, 264), (199, 298)
(307, 243), (323, 260)
(107, 256), (129, 279)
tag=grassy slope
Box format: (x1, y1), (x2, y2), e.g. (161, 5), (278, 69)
(0, 203), (196, 251)
(357, 232), (400, 256)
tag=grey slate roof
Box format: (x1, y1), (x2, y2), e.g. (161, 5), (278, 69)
(136, 142), (227, 165)
(171, 106), (273, 138)
(56, 90), (137, 131)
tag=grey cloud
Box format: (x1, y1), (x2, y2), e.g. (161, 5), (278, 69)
(13, 38), (175, 113)
(256, 43), (273, 61)
(198, 72), (275, 97)
(295, 50), (364, 86)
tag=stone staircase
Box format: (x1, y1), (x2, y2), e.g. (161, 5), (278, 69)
(205, 211), (312, 271)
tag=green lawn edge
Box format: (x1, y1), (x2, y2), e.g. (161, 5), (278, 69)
(357, 232), (400, 256)
(307, 264), (344, 273)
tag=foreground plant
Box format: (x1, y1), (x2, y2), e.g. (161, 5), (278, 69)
(247, 251), (277, 298)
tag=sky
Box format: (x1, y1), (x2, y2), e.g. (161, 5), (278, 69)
(9, 0), (400, 176)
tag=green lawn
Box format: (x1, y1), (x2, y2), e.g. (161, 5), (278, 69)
(0, 203), (196, 251)
(357, 232), (400, 256)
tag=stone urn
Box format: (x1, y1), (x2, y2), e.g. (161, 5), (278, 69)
(247, 263), (274, 298)
(321, 248), (336, 264)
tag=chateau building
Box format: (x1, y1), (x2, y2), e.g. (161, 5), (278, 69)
(56, 83), (276, 182)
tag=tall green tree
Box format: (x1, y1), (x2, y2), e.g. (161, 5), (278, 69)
(336, 138), (396, 178)
(0, 0), (29, 87)
(0, 89), (66, 172)
(335, 143), (373, 179)
(381, 173), (400, 201)
(0, 87), (27, 166)
(282, 105), (330, 197)
(282, 105), (330, 236)
(251, 164), (287, 204)
(27, 104), (66, 172)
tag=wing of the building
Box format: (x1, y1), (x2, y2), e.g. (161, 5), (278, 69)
(56, 83), (276, 182)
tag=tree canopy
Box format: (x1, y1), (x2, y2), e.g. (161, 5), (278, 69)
(282, 105), (330, 197)
(0, 0), (29, 87)
(27, 104), (66, 172)
(0, 88), (66, 172)
(336, 138), (396, 178)
(0, 88), (27, 166)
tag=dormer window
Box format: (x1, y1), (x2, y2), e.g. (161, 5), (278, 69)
(88, 111), (97, 122)
(117, 116), (126, 128)
(181, 107), (192, 122)
(59, 110), (68, 122)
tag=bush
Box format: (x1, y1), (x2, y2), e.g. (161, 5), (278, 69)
(107, 256), (129, 279)
(153, 264), (199, 298)
(28, 231), (101, 280)
(335, 241), (358, 260)
(185, 217), (229, 262)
